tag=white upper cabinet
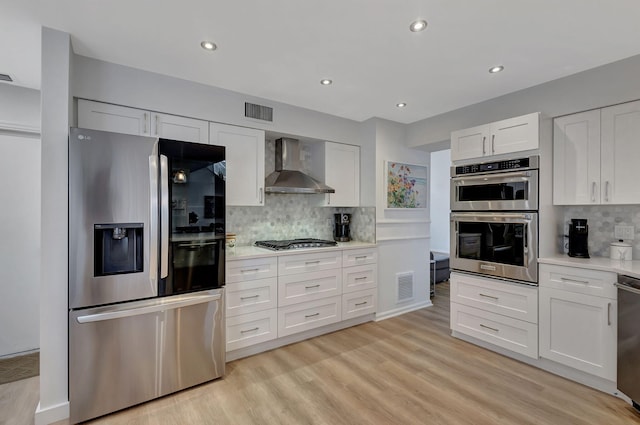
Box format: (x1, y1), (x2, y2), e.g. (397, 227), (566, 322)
(209, 122), (265, 206)
(553, 110), (601, 205)
(450, 112), (539, 162)
(77, 99), (208, 143)
(553, 100), (640, 205)
(310, 142), (360, 207)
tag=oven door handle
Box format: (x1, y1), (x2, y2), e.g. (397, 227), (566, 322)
(451, 212), (533, 223)
(451, 170), (532, 184)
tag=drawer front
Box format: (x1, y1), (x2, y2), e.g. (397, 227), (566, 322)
(226, 309), (278, 351)
(227, 257), (277, 283)
(342, 289), (377, 320)
(278, 251), (342, 276)
(342, 264), (377, 293)
(539, 264), (616, 298)
(342, 248), (377, 267)
(450, 302), (538, 359)
(450, 272), (538, 323)
(278, 296), (342, 337)
(226, 278), (277, 317)
(278, 269), (342, 307)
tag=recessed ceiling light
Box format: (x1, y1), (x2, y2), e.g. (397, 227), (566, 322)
(409, 20), (428, 32)
(320, 79), (333, 85)
(200, 41), (217, 51)
(489, 65), (504, 74)
(396, 102), (407, 108)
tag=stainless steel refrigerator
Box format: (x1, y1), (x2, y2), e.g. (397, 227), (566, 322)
(68, 128), (226, 423)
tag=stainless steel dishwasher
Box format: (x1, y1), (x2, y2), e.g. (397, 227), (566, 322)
(616, 274), (640, 410)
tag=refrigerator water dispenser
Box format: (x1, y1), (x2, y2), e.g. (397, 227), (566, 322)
(94, 223), (143, 276)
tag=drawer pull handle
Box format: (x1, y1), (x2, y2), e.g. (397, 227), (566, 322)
(241, 268), (260, 273)
(480, 324), (499, 332)
(355, 301), (368, 306)
(355, 277), (368, 281)
(479, 293), (499, 300)
(560, 277), (589, 285)
(240, 295), (260, 300)
(305, 284), (320, 289)
(608, 302), (611, 326)
(305, 312), (320, 318)
(305, 261), (321, 265)
(355, 256), (368, 260)
(240, 327), (259, 334)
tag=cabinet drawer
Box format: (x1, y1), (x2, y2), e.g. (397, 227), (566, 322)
(226, 309), (277, 351)
(342, 248), (377, 267)
(450, 302), (538, 359)
(342, 289), (376, 320)
(450, 273), (538, 323)
(227, 257), (277, 283)
(342, 264), (377, 293)
(278, 269), (342, 307)
(278, 251), (342, 276)
(278, 296), (341, 337)
(539, 264), (616, 299)
(226, 278), (277, 317)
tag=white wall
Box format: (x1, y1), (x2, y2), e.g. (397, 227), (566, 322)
(0, 83), (40, 130)
(429, 149), (450, 253)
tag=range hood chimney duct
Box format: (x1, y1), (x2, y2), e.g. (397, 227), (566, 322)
(265, 138), (335, 194)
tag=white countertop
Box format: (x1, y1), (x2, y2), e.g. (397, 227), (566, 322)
(227, 241), (377, 260)
(539, 254), (640, 279)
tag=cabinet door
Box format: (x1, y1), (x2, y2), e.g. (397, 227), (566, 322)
(601, 100), (640, 204)
(153, 113), (208, 143)
(78, 99), (150, 136)
(209, 123), (265, 206)
(324, 142), (360, 207)
(490, 112), (539, 156)
(553, 110), (601, 205)
(539, 287), (616, 380)
(450, 124), (489, 161)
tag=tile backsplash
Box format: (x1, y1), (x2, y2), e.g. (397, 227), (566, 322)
(563, 205), (640, 258)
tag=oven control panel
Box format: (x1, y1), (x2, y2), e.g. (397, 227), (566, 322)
(453, 156), (538, 176)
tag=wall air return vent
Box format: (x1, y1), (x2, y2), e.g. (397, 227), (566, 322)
(245, 102), (273, 122)
(396, 272), (415, 303)
(0, 73), (13, 82)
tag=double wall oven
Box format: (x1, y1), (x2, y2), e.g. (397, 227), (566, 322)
(450, 156), (539, 285)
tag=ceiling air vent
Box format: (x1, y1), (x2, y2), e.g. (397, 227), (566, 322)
(245, 102), (273, 122)
(0, 73), (13, 82)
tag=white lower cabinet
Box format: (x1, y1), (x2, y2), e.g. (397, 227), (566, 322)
(450, 272), (538, 359)
(278, 269), (342, 307)
(278, 296), (342, 337)
(342, 289), (377, 321)
(226, 309), (278, 351)
(539, 264), (617, 381)
(226, 278), (277, 317)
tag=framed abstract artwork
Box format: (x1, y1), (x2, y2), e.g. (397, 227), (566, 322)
(385, 161), (428, 209)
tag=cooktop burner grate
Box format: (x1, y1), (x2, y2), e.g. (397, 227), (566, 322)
(255, 238), (337, 251)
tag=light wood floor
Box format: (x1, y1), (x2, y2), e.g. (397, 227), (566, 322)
(3, 282), (640, 425)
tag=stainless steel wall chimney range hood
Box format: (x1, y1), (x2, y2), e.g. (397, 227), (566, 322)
(265, 138), (335, 194)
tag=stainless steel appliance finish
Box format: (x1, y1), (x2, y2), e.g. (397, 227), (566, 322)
(616, 274), (640, 410)
(68, 128), (226, 424)
(451, 155), (539, 211)
(255, 238), (338, 250)
(265, 138), (335, 194)
(450, 212), (538, 284)
(69, 288), (224, 423)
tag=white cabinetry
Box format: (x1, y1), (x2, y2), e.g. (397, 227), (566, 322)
(209, 122), (265, 206)
(450, 112), (539, 162)
(553, 100), (640, 205)
(77, 99), (208, 143)
(539, 264), (617, 381)
(310, 142), (360, 206)
(450, 272), (538, 358)
(341, 248), (377, 319)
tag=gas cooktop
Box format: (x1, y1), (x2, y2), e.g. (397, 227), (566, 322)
(255, 238), (337, 251)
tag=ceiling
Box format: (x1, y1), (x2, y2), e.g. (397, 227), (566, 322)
(3, 0), (640, 124)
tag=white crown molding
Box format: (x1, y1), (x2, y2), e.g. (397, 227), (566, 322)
(0, 120), (40, 135)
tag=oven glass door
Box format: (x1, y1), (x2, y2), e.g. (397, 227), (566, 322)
(451, 170), (538, 211)
(450, 212), (538, 284)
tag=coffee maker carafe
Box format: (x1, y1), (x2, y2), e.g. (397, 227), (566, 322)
(568, 218), (590, 258)
(334, 213), (351, 242)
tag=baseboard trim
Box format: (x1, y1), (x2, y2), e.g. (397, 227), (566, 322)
(35, 400), (70, 425)
(375, 300), (433, 321)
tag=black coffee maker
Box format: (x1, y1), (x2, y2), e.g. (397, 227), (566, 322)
(334, 213), (351, 242)
(568, 218), (590, 258)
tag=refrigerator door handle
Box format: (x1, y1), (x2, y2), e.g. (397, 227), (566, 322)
(149, 154), (159, 285)
(76, 293), (222, 323)
(160, 154), (169, 279)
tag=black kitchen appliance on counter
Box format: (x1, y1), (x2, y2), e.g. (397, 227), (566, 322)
(255, 238), (337, 251)
(334, 213), (351, 242)
(568, 218), (590, 258)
